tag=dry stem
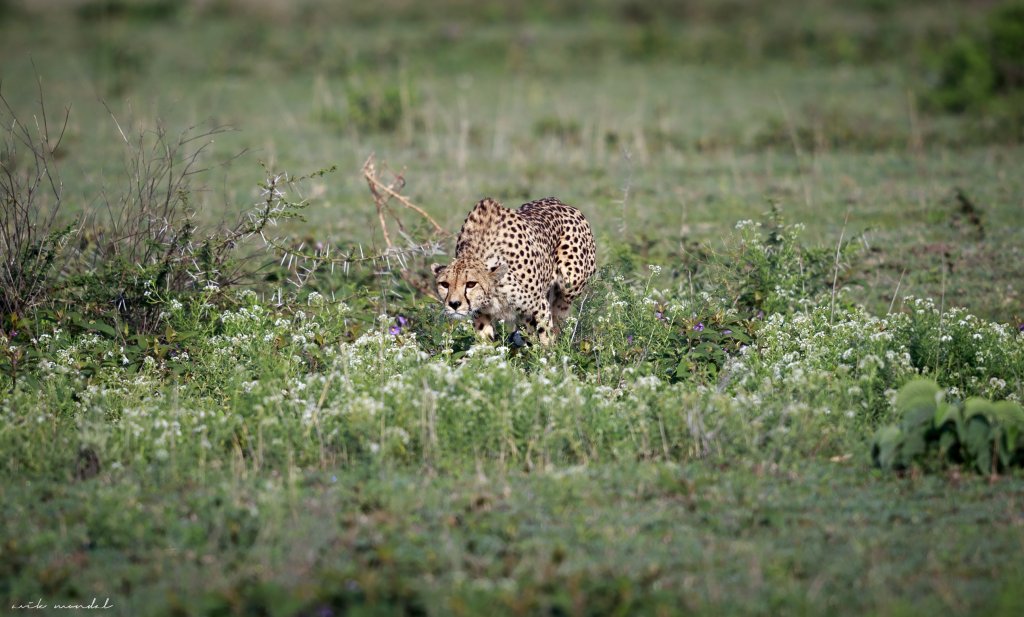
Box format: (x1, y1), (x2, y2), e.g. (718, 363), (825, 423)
(360, 154), (450, 295)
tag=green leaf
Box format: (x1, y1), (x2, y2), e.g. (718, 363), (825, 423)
(69, 312), (118, 338)
(695, 342), (719, 357)
(990, 425), (1012, 469)
(872, 425), (903, 470)
(938, 429), (960, 461)
(962, 415), (993, 474)
(933, 402), (961, 432)
(991, 400), (1024, 430)
(900, 428), (928, 465)
(728, 332), (752, 344)
(964, 397), (995, 421)
(991, 401), (1024, 450)
(897, 379), (940, 429)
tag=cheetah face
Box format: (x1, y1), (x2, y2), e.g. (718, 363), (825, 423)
(430, 259), (508, 318)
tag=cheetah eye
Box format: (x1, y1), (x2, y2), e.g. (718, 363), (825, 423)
(465, 281), (477, 289)
(438, 282), (449, 289)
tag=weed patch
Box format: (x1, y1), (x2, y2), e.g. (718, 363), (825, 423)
(873, 378), (1024, 473)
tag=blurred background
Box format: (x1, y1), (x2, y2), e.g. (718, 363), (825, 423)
(1, 0), (1022, 319)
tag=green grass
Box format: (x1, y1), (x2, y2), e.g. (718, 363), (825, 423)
(2, 1), (1024, 615)
(5, 463), (1024, 616)
(3, 21), (1020, 318)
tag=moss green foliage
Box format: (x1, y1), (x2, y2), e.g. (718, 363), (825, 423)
(927, 2), (1024, 114)
(990, 2), (1024, 91)
(75, 0), (181, 23)
(324, 75), (418, 135)
(929, 36), (997, 113)
(2, 0), (1024, 615)
(873, 379), (1024, 473)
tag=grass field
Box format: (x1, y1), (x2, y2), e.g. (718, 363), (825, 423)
(2, 1), (1024, 615)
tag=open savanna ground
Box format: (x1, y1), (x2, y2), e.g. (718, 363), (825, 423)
(2, 1), (1023, 615)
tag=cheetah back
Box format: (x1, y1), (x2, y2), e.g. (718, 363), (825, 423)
(516, 197), (596, 302)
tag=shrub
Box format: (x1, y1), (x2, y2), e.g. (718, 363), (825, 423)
(890, 298), (1024, 400)
(62, 125), (314, 336)
(729, 305), (918, 423)
(75, 0), (181, 22)
(925, 2), (1024, 114)
(4, 80), (330, 357)
(701, 205), (861, 316)
(872, 378), (1024, 473)
(528, 266), (754, 386)
(532, 116), (582, 145)
(990, 1), (1024, 91)
(729, 298), (1024, 424)
(928, 36), (995, 113)
(343, 76), (417, 134)
(0, 86), (75, 324)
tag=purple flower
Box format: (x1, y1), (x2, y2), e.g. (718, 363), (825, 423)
(626, 334), (634, 344)
(1019, 323), (1024, 332)
(389, 315), (409, 336)
(693, 322), (704, 332)
(756, 310), (765, 320)
(654, 311), (665, 321)
(722, 329), (732, 335)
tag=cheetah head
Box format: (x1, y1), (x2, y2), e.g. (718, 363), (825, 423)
(430, 258), (508, 318)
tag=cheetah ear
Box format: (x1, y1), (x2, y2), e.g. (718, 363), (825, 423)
(430, 263), (446, 277)
(488, 261), (508, 282)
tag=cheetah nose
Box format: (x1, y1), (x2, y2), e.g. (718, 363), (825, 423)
(448, 300), (462, 310)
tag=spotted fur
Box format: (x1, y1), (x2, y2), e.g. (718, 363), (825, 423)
(431, 197), (597, 345)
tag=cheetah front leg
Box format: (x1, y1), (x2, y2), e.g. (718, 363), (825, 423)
(549, 286), (572, 336)
(473, 313), (495, 341)
(530, 305), (556, 346)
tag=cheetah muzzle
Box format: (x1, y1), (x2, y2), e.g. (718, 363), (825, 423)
(431, 197), (597, 346)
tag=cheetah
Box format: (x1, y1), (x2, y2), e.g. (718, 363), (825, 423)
(431, 197), (596, 346)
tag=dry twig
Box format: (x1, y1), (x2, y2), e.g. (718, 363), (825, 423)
(361, 154), (450, 294)
(264, 155), (449, 298)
